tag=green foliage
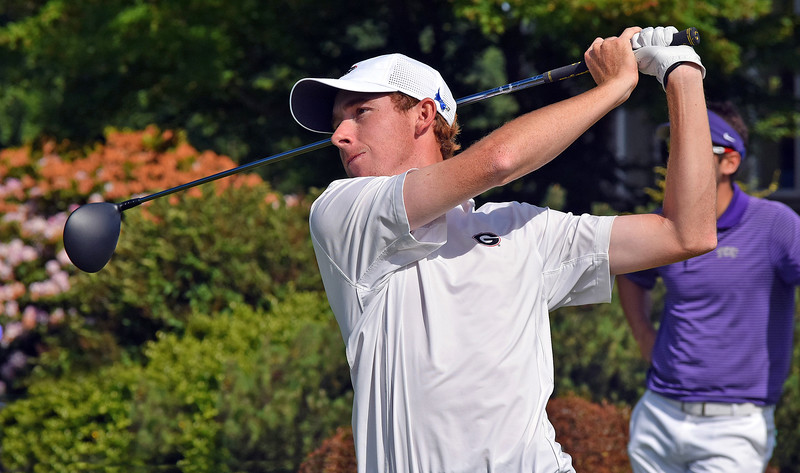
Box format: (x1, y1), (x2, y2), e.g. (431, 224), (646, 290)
(452, 0), (798, 210)
(550, 286), (653, 404)
(453, 0), (771, 69)
(0, 295), (352, 472)
(0, 0), (492, 194)
(643, 165), (783, 207)
(0, 361), (140, 472)
(458, 46), (519, 131)
(753, 111), (800, 142)
(1, 0), (798, 206)
(39, 183), (322, 377)
(773, 294), (800, 469)
(0, 0), (298, 150)
(0, 127), (298, 397)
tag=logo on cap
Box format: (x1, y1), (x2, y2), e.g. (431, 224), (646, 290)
(434, 89), (451, 113)
(722, 132), (736, 144)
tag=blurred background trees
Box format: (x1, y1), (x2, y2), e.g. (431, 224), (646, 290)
(2, 0), (797, 209)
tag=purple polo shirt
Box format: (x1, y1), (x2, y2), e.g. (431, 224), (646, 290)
(624, 184), (800, 405)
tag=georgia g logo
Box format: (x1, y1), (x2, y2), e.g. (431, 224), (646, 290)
(473, 232), (501, 247)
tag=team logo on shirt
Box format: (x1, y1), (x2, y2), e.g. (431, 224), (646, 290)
(473, 232), (501, 247)
(716, 246), (739, 258)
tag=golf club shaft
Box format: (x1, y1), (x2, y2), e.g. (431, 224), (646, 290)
(118, 138), (331, 211)
(458, 27), (699, 105)
(118, 27), (699, 211)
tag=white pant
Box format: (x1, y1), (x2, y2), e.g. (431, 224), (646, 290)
(628, 390), (776, 473)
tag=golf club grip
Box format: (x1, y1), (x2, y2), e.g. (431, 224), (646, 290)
(544, 27), (700, 83)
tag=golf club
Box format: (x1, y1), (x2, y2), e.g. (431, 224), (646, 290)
(64, 27), (699, 273)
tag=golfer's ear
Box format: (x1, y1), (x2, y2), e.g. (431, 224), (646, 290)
(720, 152), (741, 176)
(415, 98), (437, 135)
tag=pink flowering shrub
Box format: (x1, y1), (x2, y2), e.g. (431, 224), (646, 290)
(0, 126), (278, 396)
(0, 200), (73, 394)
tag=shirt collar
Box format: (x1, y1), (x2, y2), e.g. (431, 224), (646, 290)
(717, 183), (748, 230)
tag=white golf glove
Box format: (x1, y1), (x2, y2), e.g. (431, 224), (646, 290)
(631, 26), (705, 89)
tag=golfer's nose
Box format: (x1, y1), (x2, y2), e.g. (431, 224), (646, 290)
(331, 120), (353, 148)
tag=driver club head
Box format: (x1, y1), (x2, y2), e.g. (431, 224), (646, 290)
(63, 202), (122, 273)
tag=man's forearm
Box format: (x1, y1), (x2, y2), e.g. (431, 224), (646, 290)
(661, 64), (717, 256)
(617, 276), (657, 362)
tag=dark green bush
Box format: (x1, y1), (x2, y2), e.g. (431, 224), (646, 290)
(773, 297), (800, 470)
(0, 365), (139, 473)
(37, 183), (323, 376)
(550, 285), (655, 404)
(0, 293), (352, 472)
(72, 183), (321, 323)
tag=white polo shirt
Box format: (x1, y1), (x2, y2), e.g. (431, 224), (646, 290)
(309, 172), (615, 473)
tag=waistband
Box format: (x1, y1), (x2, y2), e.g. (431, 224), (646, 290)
(651, 391), (770, 417)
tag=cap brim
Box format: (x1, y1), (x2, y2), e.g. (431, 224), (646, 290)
(290, 78), (398, 134)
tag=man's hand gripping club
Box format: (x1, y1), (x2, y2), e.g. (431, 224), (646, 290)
(632, 26), (706, 89)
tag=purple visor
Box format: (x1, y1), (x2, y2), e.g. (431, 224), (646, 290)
(708, 110), (746, 160)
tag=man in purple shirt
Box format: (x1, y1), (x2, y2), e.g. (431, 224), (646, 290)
(618, 101), (800, 472)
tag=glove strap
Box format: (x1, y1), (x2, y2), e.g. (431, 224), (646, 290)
(662, 61), (687, 89)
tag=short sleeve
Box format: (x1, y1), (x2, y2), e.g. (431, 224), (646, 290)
(309, 172), (445, 291)
(538, 211), (616, 309)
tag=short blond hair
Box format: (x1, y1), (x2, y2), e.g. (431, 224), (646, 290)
(390, 92), (461, 160)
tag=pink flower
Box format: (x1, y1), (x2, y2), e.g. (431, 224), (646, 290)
(7, 351), (26, 369)
(4, 301), (19, 318)
(2, 322), (22, 343)
(44, 213), (68, 241)
(21, 216), (48, 238)
(20, 245), (38, 263)
(0, 262), (11, 281)
(22, 305), (39, 329)
(30, 280), (63, 299)
(28, 185), (43, 198)
(52, 271), (70, 292)
(1, 211), (23, 224)
(49, 308), (65, 325)
(0, 283), (26, 302)
(45, 260), (61, 276)
(0, 178), (23, 199)
(284, 194), (300, 207)
(1, 350), (28, 379)
(57, 249), (71, 266)
(2, 239), (37, 267)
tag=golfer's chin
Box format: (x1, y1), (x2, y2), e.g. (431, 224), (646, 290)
(344, 159), (370, 178)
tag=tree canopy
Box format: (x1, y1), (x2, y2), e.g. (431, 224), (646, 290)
(1, 0), (797, 209)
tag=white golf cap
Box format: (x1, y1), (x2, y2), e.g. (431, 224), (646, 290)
(290, 53), (457, 134)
